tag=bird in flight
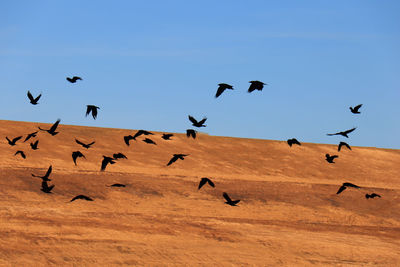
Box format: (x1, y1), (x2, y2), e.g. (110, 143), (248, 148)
(143, 138), (156, 145)
(101, 156), (116, 171)
(41, 181), (55, 194)
(287, 138), (301, 147)
(14, 150), (26, 159)
(162, 133), (173, 140)
(188, 115), (207, 127)
(133, 130), (154, 140)
(32, 165), (52, 181)
(325, 154), (338, 163)
(338, 141), (351, 152)
(27, 91), (41, 105)
(38, 119), (61, 136)
(70, 195), (93, 202)
(167, 154), (188, 166)
(123, 135), (135, 146)
(24, 131), (38, 142)
(350, 104), (362, 114)
(86, 105), (100, 120)
(223, 192), (240, 206)
(72, 151), (86, 165)
(248, 81), (266, 93)
(113, 153), (127, 160)
(336, 182), (361, 194)
(30, 140), (39, 150)
(215, 83), (233, 98)
(6, 136), (22, 146)
(109, 183), (126, 187)
(75, 139), (95, 149)
(198, 177), (215, 190)
(327, 127), (356, 138)
(365, 193), (381, 199)
(66, 76), (82, 83)
(186, 129), (197, 139)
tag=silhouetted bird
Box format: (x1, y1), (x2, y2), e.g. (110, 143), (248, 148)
(24, 131), (38, 142)
(248, 81), (266, 93)
(133, 130), (154, 140)
(327, 127), (356, 138)
(336, 182), (361, 194)
(66, 76), (82, 83)
(75, 139), (95, 149)
(38, 119), (61, 136)
(365, 193), (381, 199)
(188, 115), (207, 127)
(167, 154), (188, 166)
(41, 181), (54, 193)
(350, 104), (362, 114)
(215, 83), (233, 98)
(287, 138), (301, 147)
(110, 183), (126, 187)
(143, 138), (156, 145)
(86, 105), (100, 119)
(124, 135), (135, 146)
(338, 141), (351, 152)
(186, 129), (197, 139)
(198, 177), (215, 190)
(72, 151), (86, 165)
(14, 150), (26, 159)
(6, 136), (22, 146)
(325, 154), (338, 163)
(27, 91), (41, 105)
(113, 153), (127, 160)
(101, 156), (115, 171)
(32, 165), (52, 181)
(30, 140), (39, 150)
(223, 192), (240, 206)
(162, 133), (173, 140)
(70, 195), (93, 202)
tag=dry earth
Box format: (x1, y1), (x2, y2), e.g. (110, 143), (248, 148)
(0, 119), (399, 266)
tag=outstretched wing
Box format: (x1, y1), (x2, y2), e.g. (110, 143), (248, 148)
(188, 115), (198, 124)
(336, 185), (346, 194)
(92, 107), (98, 119)
(85, 106), (91, 117)
(223, 192), (232, 202)
(87, 141), (95, 146)
(327, 132), (339, 136)
(167, 155), (178, 166)
(344, 127), (356, 134)
(50, 119), (60, 132)
(198, 118), (207, 125)
(12, 136), (22, 143)
(206, 178), (215, 188)
(124, 135), (132, 146)
(34, 94), (42, 102)
(248, 83), (256, 93)
(344, 182), (360, 188)
(101, 158), (109, 171)
(133, 130), (144, 139)
(198, 178), (207, 190)
(354, 104), (362, 112)
(75, 139), (85, 146)
(215, 86), (225, 98)
(27, 91), (34, 101)
(44, 165), (52, 177)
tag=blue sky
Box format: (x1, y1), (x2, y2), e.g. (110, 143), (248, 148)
(1, 1), (399, 148)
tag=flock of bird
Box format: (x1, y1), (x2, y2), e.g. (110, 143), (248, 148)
(6, 77), (380, 205)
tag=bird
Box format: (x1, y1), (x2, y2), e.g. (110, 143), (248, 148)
(143, 138), (156, 145)
(70, 195), (93, 202)
(336, 182), (361, 194)
(14, 150), (26, 159)
(287, 138), (301, 147)
(133, 130), (154, 140)
(113, 153), (127, 160)
(109, 183), (126, 187)
(215, 83), (233, 98)
(75, 139), (95, 149)
(101, 156), (116, 171)
(27, 91), (41, 105)
(30, 140), (39, 150)
(350, 104), (362, 114)
(365, 193), (381, 199)
(325, 154), (338, 163)
(72, 151), (86, 165)
(198, 177), (215, 190)
(41, 181), (55, 194)
(123, 135), (135, 146)
(338, 141), (351, 152)
(38, 119), (61, 136)
(223, 192), (240, 206)
(162, 133), (173, 140)
(32, 165), (52, 181)
(248, 81), (266, 93)
(188, 115), (207, 127)
(66, 76), (82, 83)
(86, 105), (100, 120)
(167, 154), (188, 166)
(24, 131), (38, 142)
(186, 129), (197, 139)
(6, 136), (22, 146)
(327, 127), (356, 138)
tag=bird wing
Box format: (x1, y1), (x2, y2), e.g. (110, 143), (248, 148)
(70, 195), (79, 202)
(231, 200), (240, 205)
(13, 136), (22, 143)
(124, 135), (132, 146)
(248, 83), (256, 93)
(73, 76), (82, 81)
(354, 104), (362, 111)
(85, 106), (91, 117)
(133, 130), (143, 139)
(344, 127), (356, 134)
(101, 158), (109, 171)
(34, 94), (41, 102)
(223, 192), (232, 202)
(198, 118), (207, 125)
(92, 107), (98, 119)
(327, 132), (339, 136)
(207, 178), (215, 187)
(27, 91), (34, 101)
(338, 143), (343, 151)
(44, 165), (52, 178)
(198, 178), (207, 190)
(87, 141), (95, 146)
(188, 115), (198, 124)
(75, 139), (85, 146)
(336, 185), (346, 194)
(344, 182), (360, 188)
(49, 119), (60, 132)
(215, 86), (225, 98)
(332, 155), (339, 159)
(167, 155), (178, 166)
(371, 193), (381, 198)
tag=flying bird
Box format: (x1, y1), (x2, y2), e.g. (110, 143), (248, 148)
(143, 138), (156, 145)
(30, 140), (39, 150)
(186, 129), (197, 139)
(167, 154), (188, 166)
(336, 182), (361, 195)
(223, 192), (240, 206)
(38, 119), (61, 136)
(248, 81), (266, 93)
(70, 195), (93, 202)
(75, 139), (95, 149)
(327, 127), (356, 138)
(24, 131), (38, 142)
(66, 76), (82, 83)
(14, 150), (26, 159)
(86, 105), (100, 119)
(6, 136), (22, 146)
(287, 138), (301, 147)
(72, 151), (86, 165)
(101, 156), (116, 171)
(109, 183), (126, 187)
(123, 135), (135, 146)
(133, 130), (154, 140)
(32, 165), (52, 181)
(27, 91), (41, 105)
(162, 133), (173, 140)
(41, 181), (54, 194)
(365, 193), (381, 199)
(113, 153), (127, 160)
(198, 177), (215, 190)
(338, 141), (351, 152)
(215, 83), (233, 98)
(350, 104), (362, 114)
(188, 115), (207, 127)
(325, 154), (338, 163)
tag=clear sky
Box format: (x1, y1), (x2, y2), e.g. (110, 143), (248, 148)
(1, 1), (399, 149)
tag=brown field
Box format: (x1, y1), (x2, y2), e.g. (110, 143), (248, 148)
(0, 119), (399, 266)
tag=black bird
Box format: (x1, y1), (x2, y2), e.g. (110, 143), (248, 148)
(109, 183), (126, 187)
(327, 127), (356, 138)
(248, 80), (266, 93)
(167, 154), (188, 166)
(70, 195), (93, 202)
(66, 76), (82, 83)
(30, 140), (39, 150)
(86, 105), (100, 120)
(124, 135), (135, 146)
(32, 165), (52, 181)
(133, 130), (154, 140)
(215, 83), (233, 98)
(223, 192), (240, 206)
(113, 153), (127, 160)
(24, 131), (38, 142)
(41, 181), (54, 193)
(143, 138), (156, 145)
(336, 182), (361, 194)
(162, 133), (173, 140)
(72, 151), (86, 165)
(365, 193), (381, 199)
(27, 91), (41, 105)
(338, 141), (351, 152)
(188, 115), (207, 127)
(6, 136), (22, 146)
(186, 129), (197, 139)
(38, 119), (61, 136)
(287, 138), (301, 147)
(101, 156), (116, 171)
(198, 177), (215, 190)
(325, 154), (338, 163)
(14, 150), (26, 159)
(75, 139), (95, 149)
(350, 104), (362, 114)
